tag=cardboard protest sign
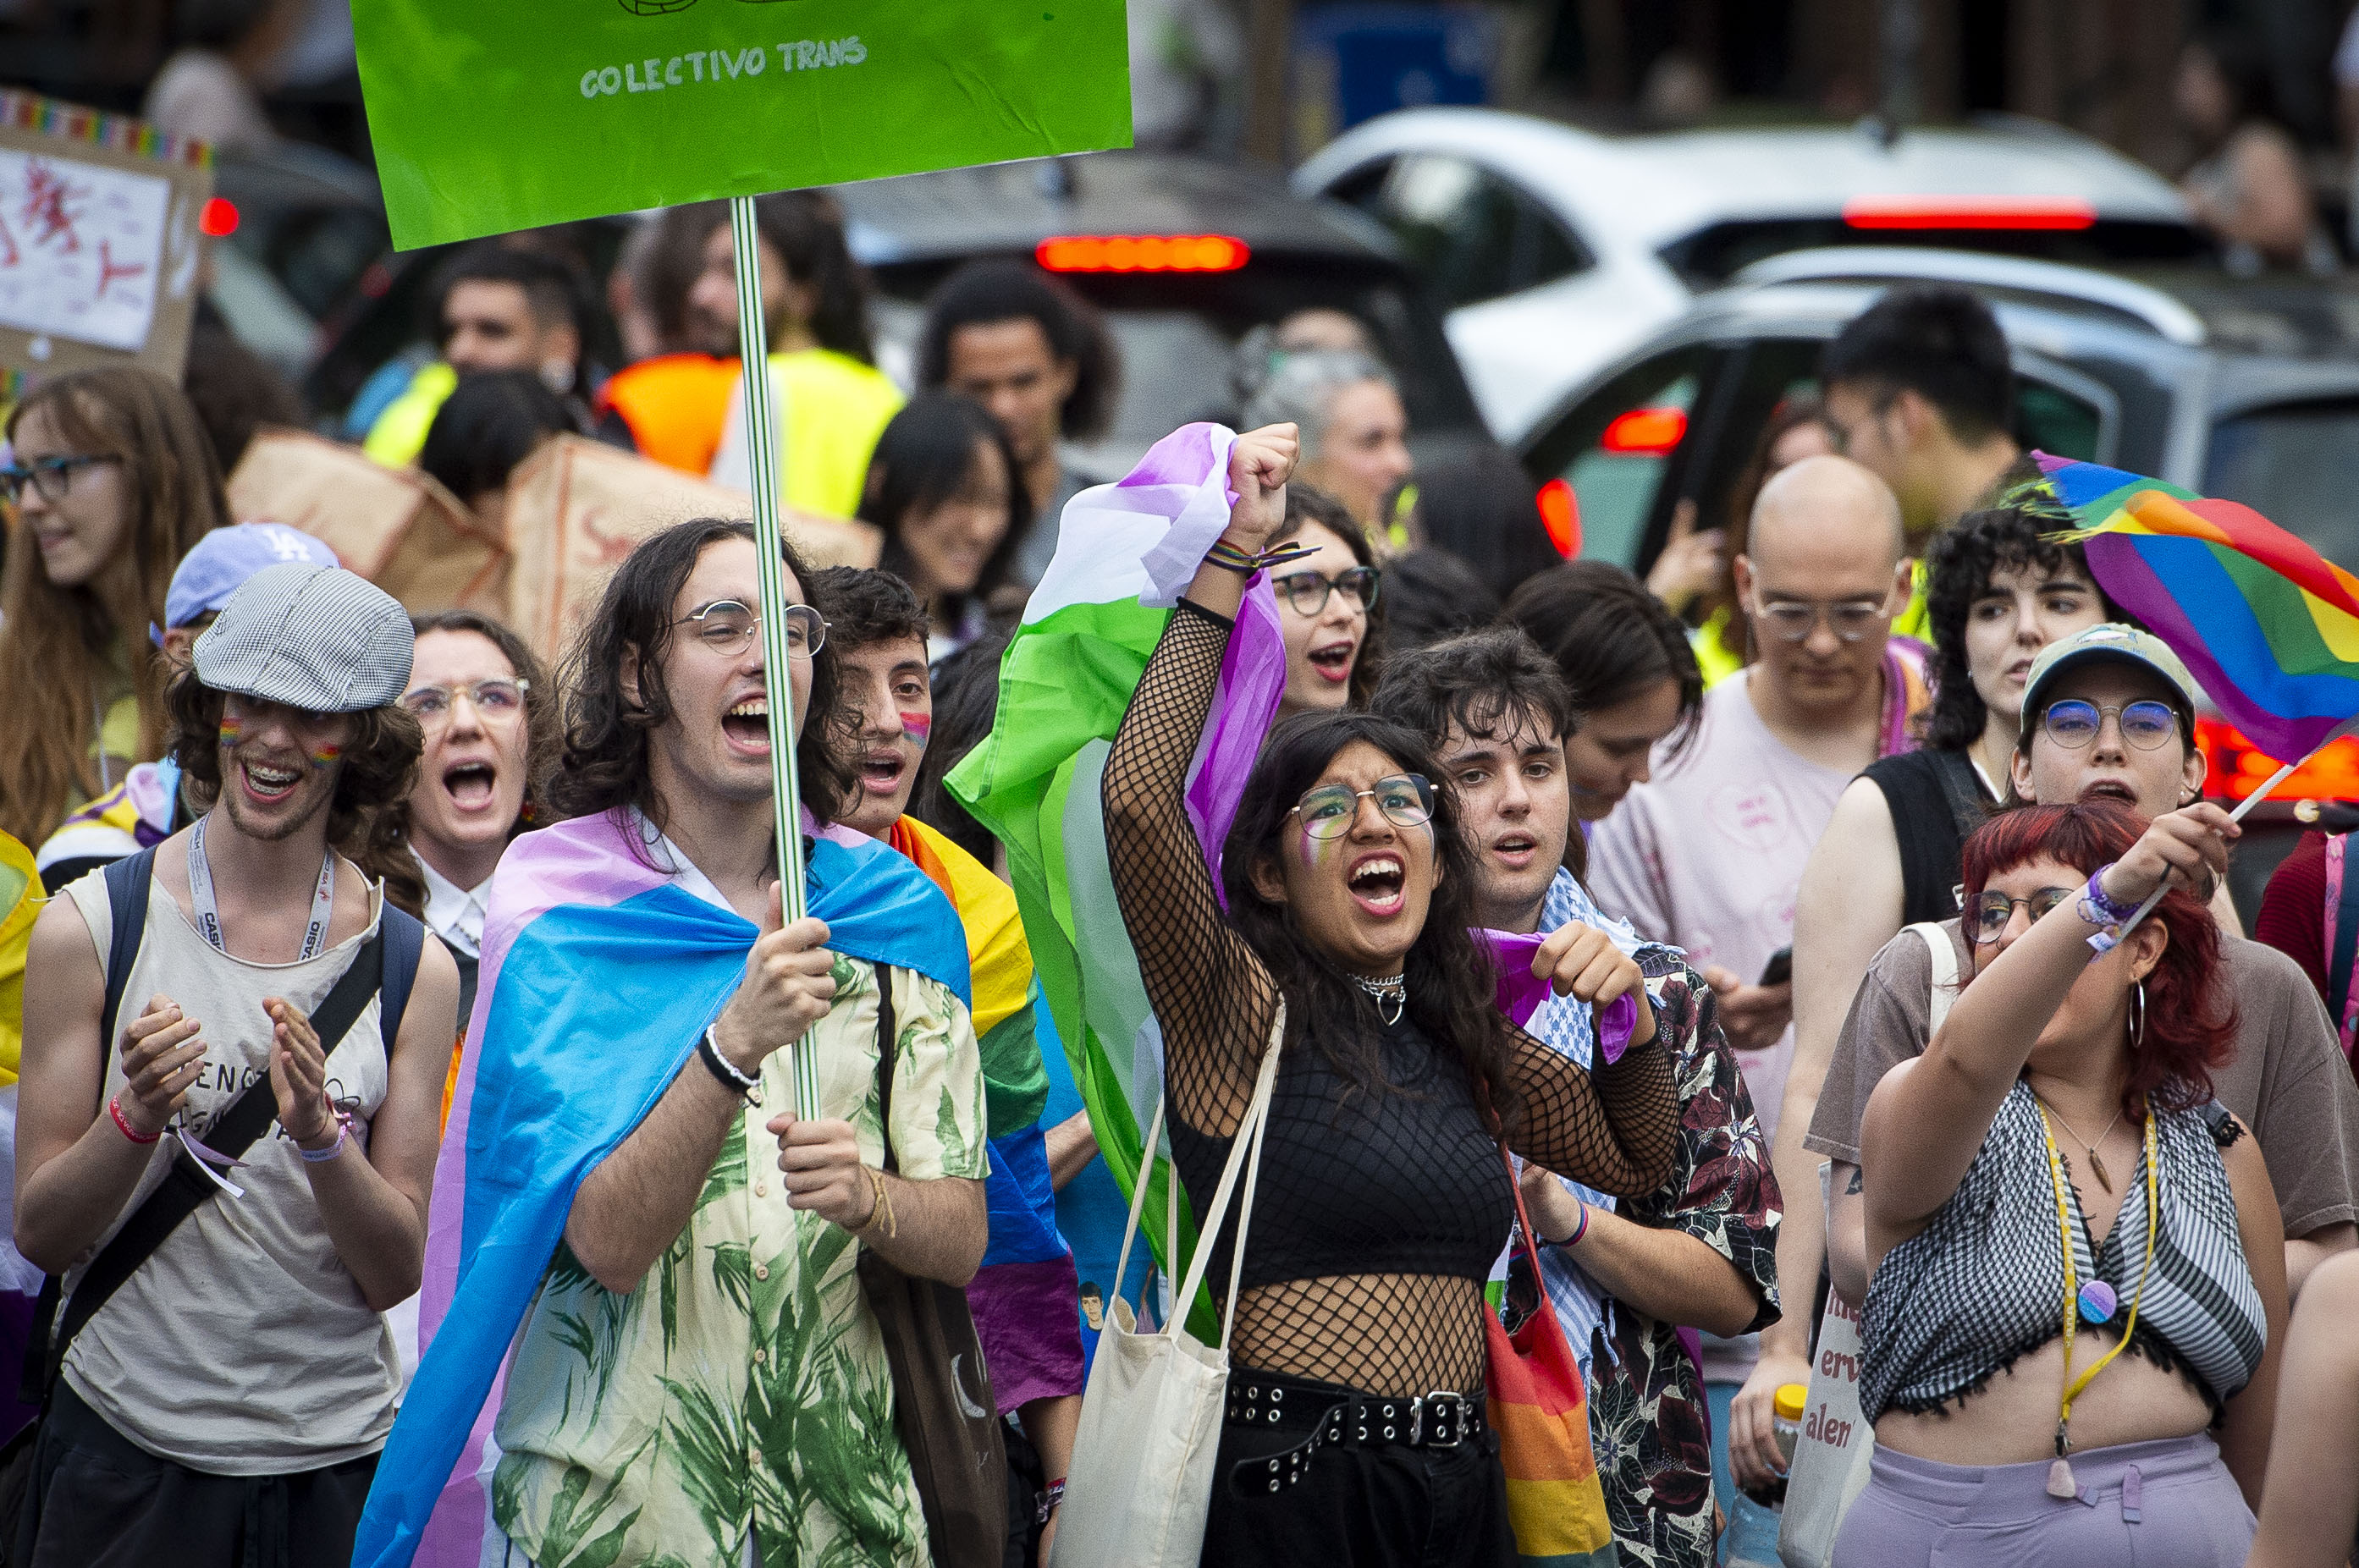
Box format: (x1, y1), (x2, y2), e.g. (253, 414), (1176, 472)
(504, 432), (879, 661)
(354, 1), (1134, 250)
(0, 91), (212, 388)
(227, 426), (509, 616)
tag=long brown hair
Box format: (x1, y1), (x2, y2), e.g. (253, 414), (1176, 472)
(1, 367), (230, 844)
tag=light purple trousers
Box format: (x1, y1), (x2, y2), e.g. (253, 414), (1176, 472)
(1831, 1433), (2253, 1568)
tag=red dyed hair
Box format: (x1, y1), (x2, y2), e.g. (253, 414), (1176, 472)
(1961, 800), (2237, 1120)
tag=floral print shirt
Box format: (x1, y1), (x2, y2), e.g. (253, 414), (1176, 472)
(490, 955), (989, 1568)
(1508, 940), (1783, 1568)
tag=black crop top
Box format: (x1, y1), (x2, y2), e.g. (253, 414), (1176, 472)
(1168, 1010), (1516, 1296)
(1103, 597), (1678, 1397)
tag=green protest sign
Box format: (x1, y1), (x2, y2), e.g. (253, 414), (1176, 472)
(354, 1), (1133, 250)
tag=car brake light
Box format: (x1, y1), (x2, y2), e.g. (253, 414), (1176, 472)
(1842, 196), (2097, 231)
(1034, 234), (1249, 272)
(1537, 478), (1580, 558)
(2197, 717), (2359, 803)
(199, 196), (239, 238)
(1601, 407), (1687, 456)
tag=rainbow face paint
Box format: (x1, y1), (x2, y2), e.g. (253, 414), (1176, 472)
(1296, 824), (1340, 872)
(900, 711), (931, 749)
(308, 742), (344, 769)
(217, 712), (245, 749)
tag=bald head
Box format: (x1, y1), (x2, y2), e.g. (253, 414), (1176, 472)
(1748, 454), (1904, 575)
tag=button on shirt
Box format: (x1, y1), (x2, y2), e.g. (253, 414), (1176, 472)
(416, 856), (489, 960)
(489, 822), (991, 1568)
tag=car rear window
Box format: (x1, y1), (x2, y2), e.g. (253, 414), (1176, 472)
(1660, 217), (2214, 289)
(2205, 400), (2359, 567)
(868, 256), (1485, 450)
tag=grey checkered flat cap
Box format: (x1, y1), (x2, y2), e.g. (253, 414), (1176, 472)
(192, 564), (413, 712)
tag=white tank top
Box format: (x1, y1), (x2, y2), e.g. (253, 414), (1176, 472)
(58, 864), (397, 1475)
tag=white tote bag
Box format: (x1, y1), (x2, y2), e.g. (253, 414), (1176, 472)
(1050, 1004), (1283, 1568)
(1778, 922), (1957, 1568)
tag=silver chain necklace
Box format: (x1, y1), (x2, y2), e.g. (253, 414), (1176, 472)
(1356, 972), (1408, 1026)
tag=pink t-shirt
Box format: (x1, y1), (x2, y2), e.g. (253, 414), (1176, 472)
(1587, 670), (1856, 1146)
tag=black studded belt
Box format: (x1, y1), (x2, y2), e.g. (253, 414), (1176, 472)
(1226, 1368), (1486, 1494)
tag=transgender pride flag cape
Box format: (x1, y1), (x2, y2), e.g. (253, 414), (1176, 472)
(353, 810), (969, 1568)
(946, 423), (1284, 1340)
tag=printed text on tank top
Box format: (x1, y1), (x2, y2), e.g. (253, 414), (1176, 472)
(188, 812), (337, 962)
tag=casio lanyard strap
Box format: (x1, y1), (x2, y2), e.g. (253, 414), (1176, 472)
(2038, 1100), (2159, 1497)
(187, 813), (337, 962)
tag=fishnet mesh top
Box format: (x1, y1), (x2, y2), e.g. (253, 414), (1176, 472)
(1104, 600), (1680, 1399)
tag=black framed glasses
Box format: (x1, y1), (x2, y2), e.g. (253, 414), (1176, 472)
(2041, 699), (2179, 751)
(673, 600), (827, 661)
(1273, 565), (1381, 617)
(0, 454), (113, 505)
(1970, 886), (2077, 944)
(1751, 589), (1898, 644)
(400, 678), (531, 724)
(1288, 773), (1434, 839)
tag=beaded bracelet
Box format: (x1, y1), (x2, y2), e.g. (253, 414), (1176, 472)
(698, 1025), (762, 1102)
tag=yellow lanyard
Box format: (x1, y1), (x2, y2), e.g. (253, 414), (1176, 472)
(2037, 1099), (2159, 1467)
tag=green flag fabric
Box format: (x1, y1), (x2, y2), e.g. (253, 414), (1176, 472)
(355, 1), (1133, 250)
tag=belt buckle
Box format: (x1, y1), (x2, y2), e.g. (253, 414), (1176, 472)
(1415, 1391), (1464, 1447)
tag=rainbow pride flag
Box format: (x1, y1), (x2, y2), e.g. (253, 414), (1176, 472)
(2037, 453), (2359, 766)
(885, 814), (1084, 1411)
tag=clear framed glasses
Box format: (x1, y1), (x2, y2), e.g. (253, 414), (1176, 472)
(0, 454), (113, 505)
(1288, 773), (1435, 839)
(1752, 590), (1898, 644)
(673, 600), (827, 661)
(1273, 565), (1381, 617)
(400, 678), (531, 724)
(1970, 886), (2076, 944)
(2041, 698), (2179, 751)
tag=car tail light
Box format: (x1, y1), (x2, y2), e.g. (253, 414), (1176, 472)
(199, 196), (239, 238)
(1601, 406), (1687, 456)
(1842, 196), (2097, 231)
(1035, 234), (1249, 272)
(2198, 717), (2359, 803)
(1537, 478), (1580, 557)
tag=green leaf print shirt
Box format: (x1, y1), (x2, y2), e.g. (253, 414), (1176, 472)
(490, 955), (989, 1568)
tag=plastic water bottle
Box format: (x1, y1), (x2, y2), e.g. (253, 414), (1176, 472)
(1772, 1382), (1807, 1470)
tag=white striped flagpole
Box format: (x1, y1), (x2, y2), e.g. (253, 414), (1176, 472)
(729, 194), (822, 1122)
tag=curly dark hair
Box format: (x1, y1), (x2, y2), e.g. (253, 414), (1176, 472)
(1921, 498), (2122, 750)
(164, 672), (428, 917)
(1283, 482), (1386, 708)
(1219, 711), (1525, 1136)
(1370, 625), (1575, 756)
(406, 608), (559, 832)
(915, 260), (1118, 441)
(807, 565), (929, 653)
(547, 518), (852, 838)
(1961, 801), (2235, 1120)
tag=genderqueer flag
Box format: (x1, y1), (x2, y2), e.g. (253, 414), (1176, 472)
(354, 1), (1134, 249)
(946, 424), (1284, 1335)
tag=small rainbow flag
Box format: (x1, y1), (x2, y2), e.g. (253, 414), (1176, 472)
(2037, 453), (2359, 767)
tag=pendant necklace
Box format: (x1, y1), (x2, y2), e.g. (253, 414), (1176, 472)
(2031, 1088), (2125, 1192)
(1357, 972), (1408, 1026)
(2034, 1099), (2159, 1499)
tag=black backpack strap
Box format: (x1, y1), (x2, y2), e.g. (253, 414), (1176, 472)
(1930, 747), (1995, 844)
(98, 847), (157, 1067)
(377, 904), (427, 1052)
(40, 928), (388, 1393)
(874, 963), (899, 1176)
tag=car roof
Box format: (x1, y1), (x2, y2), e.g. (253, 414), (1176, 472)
(1294, 108), (2192, 250)
(835, 150), (1402, 268)
(1607, 248), (2359, 415)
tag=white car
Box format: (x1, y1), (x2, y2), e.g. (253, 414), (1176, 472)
(1293, 108), (2209, 441)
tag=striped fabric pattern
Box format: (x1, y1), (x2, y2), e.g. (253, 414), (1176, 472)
(1860, 1081), (2263, 1423)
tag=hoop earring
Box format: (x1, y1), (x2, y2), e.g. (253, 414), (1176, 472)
(2130, 979), (2147, 1051)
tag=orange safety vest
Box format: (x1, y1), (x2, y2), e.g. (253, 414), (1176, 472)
(597, 353), (742, 476)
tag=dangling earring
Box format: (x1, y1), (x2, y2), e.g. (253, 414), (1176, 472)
(2130, 979), (2147, 1051)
